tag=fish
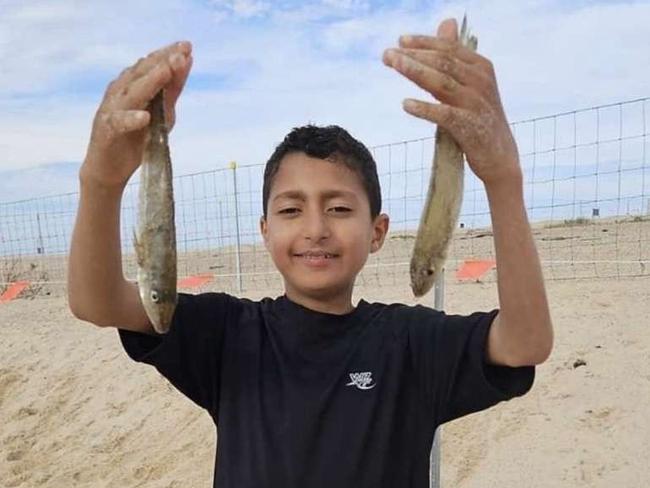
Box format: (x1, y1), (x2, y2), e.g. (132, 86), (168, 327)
(409, 16), (478, 297)
(134, 90), (178, 333)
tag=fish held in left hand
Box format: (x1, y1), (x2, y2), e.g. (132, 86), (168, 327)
(409, 16), (478, 297)
(134, 90), (178, 333)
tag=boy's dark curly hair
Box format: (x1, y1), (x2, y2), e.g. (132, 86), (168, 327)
(262, 125), (382, 219)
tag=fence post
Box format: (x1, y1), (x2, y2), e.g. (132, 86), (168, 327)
(230, 161), (243, 293)
(429, 267), (445, 488)
(218, 200), (224, 248)
(36, 212), (45, 254)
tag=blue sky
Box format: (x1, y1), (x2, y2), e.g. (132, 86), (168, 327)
(0, 0), (649, 202)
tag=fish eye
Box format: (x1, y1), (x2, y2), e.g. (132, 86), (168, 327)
(426, 269), (434, 276)
(150, 290), (160, 303)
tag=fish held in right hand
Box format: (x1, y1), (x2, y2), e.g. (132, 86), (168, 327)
(134, 91), (178, 334)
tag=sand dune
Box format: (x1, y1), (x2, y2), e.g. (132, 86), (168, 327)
(1, 270), (649, 486)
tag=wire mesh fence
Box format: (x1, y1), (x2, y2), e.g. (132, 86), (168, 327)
(1, 97), (649, 298)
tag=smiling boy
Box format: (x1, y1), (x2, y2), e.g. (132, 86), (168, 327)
(261, 143), (388, 313)
(68, 17), (552, 488)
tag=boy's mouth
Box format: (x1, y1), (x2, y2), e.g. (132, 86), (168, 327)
(293, 250), (339, 266)
(294, 251), (338, 259)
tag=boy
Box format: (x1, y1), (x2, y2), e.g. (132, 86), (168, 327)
(68, 17), (553, 488)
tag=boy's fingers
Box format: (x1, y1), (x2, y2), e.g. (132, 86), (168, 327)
(390, 49), (473, 87)
(166, 54), (193, 105)
(123, 53), (192, 129)
(119, 61), (175, 111)
(97, 110), (151, 137)
(402, 98), (449, 124)
(402, 99), (473, 148)
(383, 50), (476, 108)
(129, 41), (192, 81)
(398, 35), (479, 64)
(113, 53), (191, 129)
(103, 42), (192, 108)
(164, 54), (194, 129)
(436, 18), (458, 41)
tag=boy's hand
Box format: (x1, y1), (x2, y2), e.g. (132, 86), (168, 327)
(81, 41), (193, 190)
(383, 18), (521, 188)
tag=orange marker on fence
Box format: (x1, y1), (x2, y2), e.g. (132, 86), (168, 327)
(0, 280), (30, 303)
(456, 260), (496, 281)
(177, 273), (214, 289)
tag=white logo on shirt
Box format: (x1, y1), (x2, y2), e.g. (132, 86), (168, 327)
(346, 372), (376, 390)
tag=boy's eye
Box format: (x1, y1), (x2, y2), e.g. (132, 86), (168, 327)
(329, 206), (352, 213)
(278, 207), (299, 214)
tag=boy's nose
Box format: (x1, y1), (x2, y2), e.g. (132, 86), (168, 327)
(303, 211), (331, 241)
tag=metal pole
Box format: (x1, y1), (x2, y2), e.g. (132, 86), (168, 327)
(230, 161), (243, 293)
(218, 200), (224, 249)
(36, 212), (45, 254)
(429, 267), (445, 488)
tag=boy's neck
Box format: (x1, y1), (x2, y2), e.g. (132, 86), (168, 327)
(285, 289), (355, 315)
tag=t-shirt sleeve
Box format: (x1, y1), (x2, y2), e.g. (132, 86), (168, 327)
(118, 292), (239, 413)
(407, 307), (535, 426)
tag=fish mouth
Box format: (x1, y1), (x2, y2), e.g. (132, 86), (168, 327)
(410, 259), (436, 297)
(146, 302), (177, 334)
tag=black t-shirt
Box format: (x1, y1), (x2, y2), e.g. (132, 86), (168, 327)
(119, 292), (534, 488)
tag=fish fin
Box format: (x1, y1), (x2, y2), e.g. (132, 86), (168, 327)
(460, 14), (468, 41)
(133, 230), (144, 267)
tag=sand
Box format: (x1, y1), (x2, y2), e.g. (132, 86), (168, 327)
(1, 256), (649, 486)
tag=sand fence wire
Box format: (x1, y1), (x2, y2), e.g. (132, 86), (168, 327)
(1, 97), (649, 298)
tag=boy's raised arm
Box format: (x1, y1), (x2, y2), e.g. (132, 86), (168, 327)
(68, 42), (193, 333)
(383, 18), (553, 366)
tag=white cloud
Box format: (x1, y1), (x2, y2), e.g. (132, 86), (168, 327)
(209, 0), (271, 18)
(0, 95), (96, 170)
(320, 0), (370, 12)
(0, 0), (649, 199)
(1, 0), (176, 94)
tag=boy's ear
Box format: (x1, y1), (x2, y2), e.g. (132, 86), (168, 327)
(370, 213), (389, 253)
(260, 216), (269, 249)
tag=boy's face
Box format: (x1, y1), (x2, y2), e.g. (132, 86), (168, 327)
(260, 152), (389, 309)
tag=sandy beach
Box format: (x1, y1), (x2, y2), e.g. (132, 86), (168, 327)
(1, 268), (648, 487)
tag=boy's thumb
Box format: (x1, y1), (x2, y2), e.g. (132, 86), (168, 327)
(436, 18), (458, 41)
